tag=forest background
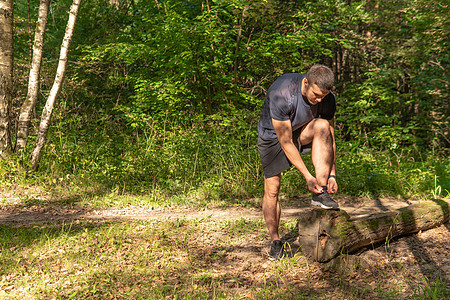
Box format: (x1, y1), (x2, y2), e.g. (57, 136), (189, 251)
(2, 0), (449, 204)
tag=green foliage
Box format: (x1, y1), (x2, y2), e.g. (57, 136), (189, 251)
(68, 0), (448, 152)
(77, 0), (374, 128)
(35, 106), (263, 204)
(27, 105), (447, 204)
(336, 142), (449, 198)
(338, 0), (449, 149)
(8, 0), (448, 203)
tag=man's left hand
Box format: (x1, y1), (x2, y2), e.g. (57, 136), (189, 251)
(327, 177), (338, 194)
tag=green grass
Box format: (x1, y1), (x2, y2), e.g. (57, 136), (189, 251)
(0, 218), (278, 299)
(0, 220), (209, 298)
(0, 217), (444, 299)
(409, 269), (449, 300)
(2, 113), (447, 211)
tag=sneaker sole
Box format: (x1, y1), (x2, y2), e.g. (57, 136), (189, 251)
(311, 200), (339, 210)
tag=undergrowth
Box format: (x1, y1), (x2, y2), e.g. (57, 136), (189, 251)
(0, 109), (448, 207)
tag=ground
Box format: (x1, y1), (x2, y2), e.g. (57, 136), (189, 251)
(0, 187), (448, 299)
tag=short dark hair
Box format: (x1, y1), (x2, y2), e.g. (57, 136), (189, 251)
(306, 65), (334, 91)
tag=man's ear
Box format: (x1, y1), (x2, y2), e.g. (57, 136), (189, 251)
(304, 78), (309, 87)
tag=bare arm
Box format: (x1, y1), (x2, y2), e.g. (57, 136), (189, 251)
(272, 118), (322, 193)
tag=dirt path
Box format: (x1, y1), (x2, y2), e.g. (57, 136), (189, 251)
(0, 196), (420, 224)
(0, 205), (260, 224)
(1, 193), (449, 298)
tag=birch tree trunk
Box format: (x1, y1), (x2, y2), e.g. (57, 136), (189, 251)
(29, 0), (82, 171)
(0, 0), (14, 157)
(16, 0), (51, 156)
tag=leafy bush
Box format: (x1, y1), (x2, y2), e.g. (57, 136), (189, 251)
(27, 106), (448, 207)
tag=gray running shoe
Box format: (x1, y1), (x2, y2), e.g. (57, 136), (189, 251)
(311, 189), (339, 210)
(268, 240), (284, 260)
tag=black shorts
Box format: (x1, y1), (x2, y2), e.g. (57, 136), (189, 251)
(257, 128), (312, 178)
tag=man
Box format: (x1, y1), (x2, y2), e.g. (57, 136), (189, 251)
(257, 65), (338, 260)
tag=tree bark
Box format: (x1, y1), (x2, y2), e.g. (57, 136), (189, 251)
(297, 199), (450, 262)
(0, 0), (14, 157)
(29, 0), (82, 171)
(16, 0), (51, 155)
(233, 6), (247, 82)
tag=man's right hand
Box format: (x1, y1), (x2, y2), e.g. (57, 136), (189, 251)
(307, 177), (323, 193)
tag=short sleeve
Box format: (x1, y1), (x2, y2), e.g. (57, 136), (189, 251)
(317, 92), (336, 120)
(269, 89), (291, 121)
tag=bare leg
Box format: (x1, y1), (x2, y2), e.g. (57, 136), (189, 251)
(262, 174), (281, 241)
(300, 119), (334, 186)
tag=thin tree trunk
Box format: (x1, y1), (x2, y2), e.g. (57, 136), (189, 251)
(0, 0), (14, 157)
(233, 6), (246, 82)
(29, 0), (82, 171)
(16, 0), (51, 156)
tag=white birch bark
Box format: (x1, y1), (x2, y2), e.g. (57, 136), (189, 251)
(16, 0), (50, 155)
(0, 0), (14, 157)
(29, 0), (82, 171)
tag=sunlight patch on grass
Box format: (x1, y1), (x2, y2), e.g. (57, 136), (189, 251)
(0, 214), (447, 299)
(0, 218), (270, 299)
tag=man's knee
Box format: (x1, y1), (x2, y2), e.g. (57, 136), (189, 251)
(312, 118), (331, 135)
(265, 189), (279, 200)
(300, 119), (331, 144)
(264, 175), (281, 199)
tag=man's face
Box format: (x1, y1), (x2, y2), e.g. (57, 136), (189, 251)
(304, 81), (330, 105)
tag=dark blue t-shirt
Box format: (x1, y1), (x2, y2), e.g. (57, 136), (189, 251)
(257, 73), (336, 140)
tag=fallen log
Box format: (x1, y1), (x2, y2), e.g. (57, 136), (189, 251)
(297, 199), (450, 262)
